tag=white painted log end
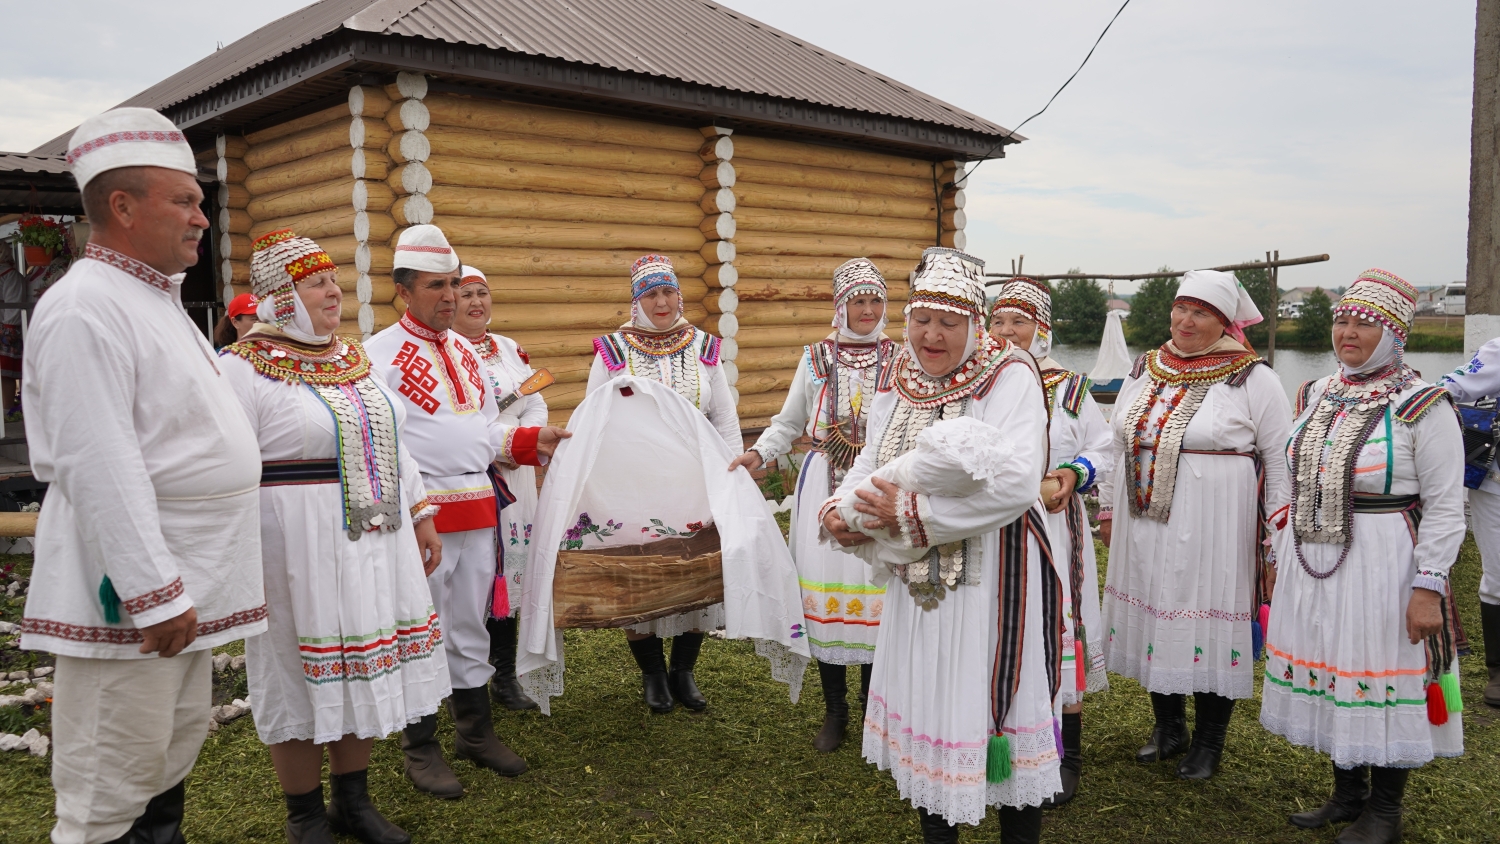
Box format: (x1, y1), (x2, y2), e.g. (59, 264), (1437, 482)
(720, 337), (738, 361)
(951, 188), (966, 209)
(396, 131), (430, 163)
(395, 162), (433, 195)
(216, 207), (231, 232)
(352, 179), (369, 212)
(699, 124), (734, 138)
(349, 117), (366, 150)
(401, 194), (434, 225)
(718, 312), (739, 338)
(351, 148), (367, 180)
(357, 272), (373, 304)
(949, 208), (967, 230)
(222, 283), (235, 306)
(727, 385), (740, 406)
(215, 157), (228, 183)
(358, 303), (375, 334)
(702, 213), (735, 241)
(711, 186), (736, 214)
(396, 71), (428, 100)
(355, 242), (373, 273)
(717, 287), (738, 314)
(701, 160), (735, 189)
(348, 85), (365, 116)
(353, 210), (371, 243)
(706, 261), (737, 288)
(399, 99), (431, 132)
(215, 134), (227, 157)
(722, 360), (739, 386)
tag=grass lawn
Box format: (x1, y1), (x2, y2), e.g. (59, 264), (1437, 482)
(1, 538), (1497, 843)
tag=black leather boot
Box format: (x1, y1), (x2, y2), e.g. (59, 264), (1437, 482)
(668, 632), (708, 711)
(401, 713), (464, 799)
(1482, 601), (1500, 708)
(1177, 692), (1235, 780)
(282, 783), (334, 844)
(449, 685), (528, 776)
(917, 807), (959, 843)
(1042, 712), (1082, 808)
(813, 660), (849, 752)
(1136, 692), (1189, 763)
(1334, 766), (1407, 844)
(327, 769), (410, 844)
(487, 616), (539, 711)
(103, 779), (188, 844)
(858, 662), (873, 714)
(1290, 763), (1368, 829)
(627, 636), (675, 714)
(998, 804), (1043, 844)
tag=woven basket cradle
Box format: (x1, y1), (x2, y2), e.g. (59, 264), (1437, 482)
(552, 525), (723, 629)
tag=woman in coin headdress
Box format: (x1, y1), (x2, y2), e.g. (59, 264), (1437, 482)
(732, 258), (897, 751)
(222, 230), (449, 844)
(1260, 270), (1464, 844)
(989, 276), (1111, 807)
(585, 254), (738, 713)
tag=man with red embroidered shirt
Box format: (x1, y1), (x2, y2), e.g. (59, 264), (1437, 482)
(21, 108), (265, 843)
(365, 224), (569, 798)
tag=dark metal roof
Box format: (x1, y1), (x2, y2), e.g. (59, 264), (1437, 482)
(0, 153), (81, 215)
(32, 0), (1017, 160)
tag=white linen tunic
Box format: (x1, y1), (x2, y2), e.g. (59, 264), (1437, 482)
(749, 340), (892, 664)
(1260, 378), (1465, 767)
(585, 326), (740, 636)
(838, 363), (1062, 823)
(221, 352), (451, 745)
(1098, 362), (1291, 698)
(475, 332), (548, 616)
(1040, 369), (1112, 705)
(20, 249), (265, 658)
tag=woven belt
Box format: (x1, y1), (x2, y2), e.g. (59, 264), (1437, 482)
(1350, 492), (1421, 515)
(261, 459), (340, 486)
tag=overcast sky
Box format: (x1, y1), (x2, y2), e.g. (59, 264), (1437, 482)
(0, 1), (1477, 291)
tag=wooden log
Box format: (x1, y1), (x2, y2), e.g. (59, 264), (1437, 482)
(704, 263), (737, 288)
(732, 277), (910, 302)
(391, 195), (434, 227)
(734, 346), (805, 372)
(247, 178), (393, 222)
(735, 206), (932, 241)
(218, 182), (249, 210)
(699, 136), (733, 162)
(701, 240), (735, 265)
(731, 159), (931, 199)
(452, 246), (707, 278)
(425, 156), (704, 203)
(484, 275), (708, 304)
(734, 180), (936, 220)
(336, 318), (364, 339)
(219, 233), (251, 261)
(940, 230), (967, 250)
(523, 354), (594, 385)
(718, 301), (835, 328)
(732, 135), (933, 178)
(319, 236), (394, 273)
(736, 231), (927, 260)
(487, 302), (707, 333)
(0, 512), (39, 537)
(540, 380), (589, 413)
(942, 208), (966, 230)
(736, 392), (790, 419)
(217, 135), (250, 160)
(729, 324), (852, 349)
(249, 208), (396, 243)
(228, 281), (251, 299)
(735, 254), (919, 280)
(700, 187), (735, 215)
(387, 130), (431, 164)
(942, 188), (966, 210)
(424, 125), (701, 177)
(700, 161), (735, 188)
(699, 213), (735, 240)
(432, 215), (706, 252)
(195, 147), (218, 167)
(246, 105), (346, 146)
(425, 186), (703, 228)
(219, 158), (249, 185)
(219, 208), (252, 235)
(496, 328), (603, 358)
(224, 261), (250, 285)
(386, 72), (428, 102)
(244, 119), (360, 171)
(341, 300), (398, 326)
(389, 162), (432, 196)
(734, 369), (795, 396)
(348, 85), (392, 118)
(424, 93), (704, 152)
(245, 149), (391, 196)
(334, 267), (396, 302)
(386, 98), (430, 133)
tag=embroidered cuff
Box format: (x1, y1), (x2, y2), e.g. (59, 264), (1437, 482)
(816, 496), (842, 531)
(896, 490), (930, 549)
(1412, 568), (1448, 594)
(1096, 507), (1113, 521)
(750, 445), (777, 468)
(1067, 456), (1097, 492)
(125, 578), (193, 629)
(504, 426), (543, 466)
(409, 498), (439, 523)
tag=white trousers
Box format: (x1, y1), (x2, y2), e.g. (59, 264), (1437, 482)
(1469, 487), (1500, 605)
(50, 650), (211, 844)
(428, 527), (497, 690)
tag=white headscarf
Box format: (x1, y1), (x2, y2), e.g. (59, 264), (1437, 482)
(1340, 324), (1399, 377)
(839, 301), (889, 343)
(1177, 269), (1262, 344)
(256, 288), (329, 345)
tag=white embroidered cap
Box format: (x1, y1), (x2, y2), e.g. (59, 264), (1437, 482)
(460, 264), (488, 287)
(67, 108), (196, 191)
(393, 224), (460, 274)
(1176, 269), (1262, 331)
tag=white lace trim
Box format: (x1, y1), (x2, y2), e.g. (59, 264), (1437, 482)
(626, 604), (726, 638)
(915, 417), (1016, 482)
(1058, 639), (1110, 706)
(1259, 710), (1462, 769)
(754, 639), (809, 703)
(518, 631), (566, 716)
(809, 643), (876, 666)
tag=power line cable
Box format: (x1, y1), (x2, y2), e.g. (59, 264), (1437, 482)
(955, 0), (1132, 189)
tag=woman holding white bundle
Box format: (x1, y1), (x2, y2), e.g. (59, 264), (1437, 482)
(731, 257), (897, 752)
(222, 230), (449, 844)
(989, 276), (1111, 807)
(1097, 269), (1291, 780)
(1261, 270), (1465, 844)
(821, 247), (1062, 844)
(585, 254), (739, 713)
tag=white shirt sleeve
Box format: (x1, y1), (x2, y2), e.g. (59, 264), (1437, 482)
(704, 362), (742, 452)
(1437, 338), (1500, 403)
(1245, 365), (1295, 514)
(751, 351), (814, 464)
(586, 354), (611, 395)
(1410, 402), (1467, 590)
(1068, 389), (1113, 493)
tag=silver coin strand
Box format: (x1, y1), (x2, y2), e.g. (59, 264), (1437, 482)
(311, 376), (404, 541)
(626, 339), (702, 408)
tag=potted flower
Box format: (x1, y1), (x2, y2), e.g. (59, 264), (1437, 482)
(16, 215), (70, 267)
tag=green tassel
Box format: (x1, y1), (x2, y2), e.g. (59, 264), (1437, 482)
(1439, 671), (1463, 713)
(99, 576), (121, 624)
(985, 733), (1012, 784)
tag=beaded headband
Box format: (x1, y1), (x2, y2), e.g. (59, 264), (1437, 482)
(1334, 268), (1417, 340)
(832, 257), (887, 306)
(906, 247), (987, 320)
(990, 276), (1052, 331)
(630, 253), (679, 302)
(250, 229), (336, 328)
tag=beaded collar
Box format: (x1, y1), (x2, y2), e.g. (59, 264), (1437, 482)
(222, 332), (371, 386)
(466, 332), (500, 364)
(1144, 346), (1260, 386)
(399, 311), (445, 342)
(85, 243), (172, 292)
(891, 335), (1014, 410)
(620, 324), (697, 358)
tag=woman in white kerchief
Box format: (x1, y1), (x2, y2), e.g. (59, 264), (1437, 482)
(821, 247), (1062, 844)
(1261, 270), (1464, 844)
(989, 277), (1111, 807)
(732, 258), (898, 752)
(222, 229), (449, 844)
(1096, 270), (1291, 780)
(585, 253), (739, 713)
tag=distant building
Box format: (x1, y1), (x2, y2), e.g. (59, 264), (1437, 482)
(1107, 298), (1131, 315)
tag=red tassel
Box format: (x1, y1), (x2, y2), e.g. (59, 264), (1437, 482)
(1074, 640), (1087, 692)
(492, 575), (511, 618)
(1426, 681), (1449, 725)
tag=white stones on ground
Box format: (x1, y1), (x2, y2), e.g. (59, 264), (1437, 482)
(212, 704), (245, 725)
(212, 653), (231, 673)
(33, 682), (51, 699)
(0, 728), (49, 756)
(6, 581), (21, 597)
(0, 695), (20, 709)
(32, 666), (52, 678)
(0, 621), (17, 634)
(6, 670), (28, 681)
(230, 655), (246, 672)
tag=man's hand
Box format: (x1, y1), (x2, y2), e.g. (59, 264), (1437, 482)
(853, 477), (902, 539)
(139, 607), (198, 657)
(729, 451), (765, 473)
(1407, 587), (1444, 645)
(535, 426), (573, 458)
(822, 510), (872, 547)
(414, 517), (443, 577)
(1044, 469), (1077, 514)
(1098, 519), (1113, 547)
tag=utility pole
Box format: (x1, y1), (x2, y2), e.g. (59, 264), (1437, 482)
(1265, 250), (1278, 367)
(1468, 0), (1500, 351)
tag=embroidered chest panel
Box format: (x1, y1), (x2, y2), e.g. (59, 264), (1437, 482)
(223, 337), (371, 385)
(391, 338), (484, 415)
(595, 328), (720, 409)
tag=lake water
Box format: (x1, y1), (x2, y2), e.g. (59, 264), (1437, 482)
(1047, 344), (1474, 404)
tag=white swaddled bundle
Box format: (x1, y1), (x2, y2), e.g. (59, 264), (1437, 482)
(834, 416), (1020, 572)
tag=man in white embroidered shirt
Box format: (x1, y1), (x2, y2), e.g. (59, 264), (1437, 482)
(20, 108), (265, 844)
(365, 224), (569, 799)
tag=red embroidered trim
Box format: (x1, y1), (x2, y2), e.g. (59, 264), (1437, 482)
(428, 488), (496, 505)
(399, 311), (445, 342)
(20, 605), (268, 644)
(84, 243), (171, 292)
(121, 578), (184, 615)
(899, 491), (927, 547)
(67, 129), (186, 164)
(395, 244), (454, 255)
(392, 341), (441, 414)
(1103, 585), (1252, 622)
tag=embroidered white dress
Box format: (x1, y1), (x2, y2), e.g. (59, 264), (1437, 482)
(1260, 378), (1465, 767)
(836, 355), (1063, 823)
(1098, 353), (1291, 698)
(474, 332), (548, 615)
(585, 325), (740, 637)
(750, 339), (895, 664)
(1040, 367), (1112, 705)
